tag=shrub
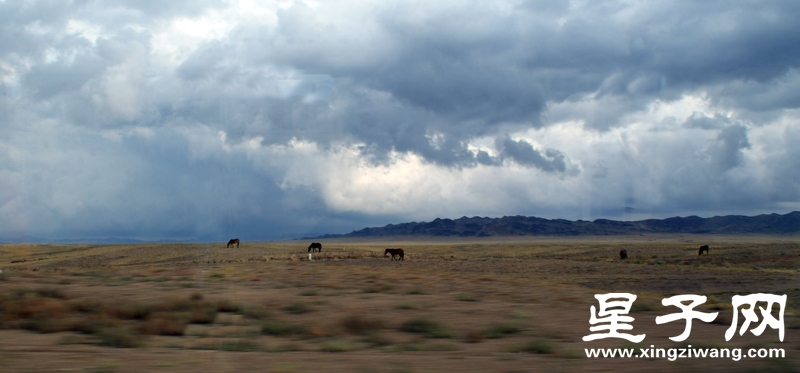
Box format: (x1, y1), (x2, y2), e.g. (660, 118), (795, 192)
(216, 299), (242, 313)
(157, 298), (191, 313)
(456, 292), (478, 302)
(283, 302), (314, 314)
(4, 295), (72, 332)
(190, 305), (217, 324)
(96, 327), (141, 348)
(29, 288), (69, 300)
(102, 304), (152, 320)
(215, 340), (263, 352)
(242, 305), (272, 320)
(300, 289), (318, 296)
(631, 301), (656, 313)
(362, 283), (394, 293)
(341, 314), (385, 335)
(396, 302), (419, 310)
(320, 339), (359, 352)
(464, 331), (484, 343)
(24, 297), (71, 319)
(394, 341), (460, 352)
(70, 299), (104, 314)
(139, 312), (189, 336)
(399, 318), (454, 338)
(362, 332), (393, 347)
(512, 338), (556, 354)
(21, 316), (71, 333)
(71, 315), (121, 335)
(485, 322), (522, 339)
(261, 320), (307, 337)
(400, 318), (437, 334)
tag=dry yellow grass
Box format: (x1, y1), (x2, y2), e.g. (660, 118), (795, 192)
(0, 235), (798, 372)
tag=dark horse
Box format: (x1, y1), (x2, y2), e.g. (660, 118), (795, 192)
(308, 242), (322, 253)
(619, 249), (628, 260)
(227, 238), (240, 248)
(698, 245), (709, 256)
(384, 248), (404, 261)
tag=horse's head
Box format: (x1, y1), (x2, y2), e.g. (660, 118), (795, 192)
(384, 249), (391, 256)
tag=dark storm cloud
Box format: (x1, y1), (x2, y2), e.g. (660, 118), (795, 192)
(268, 1), (548, 126)
(176, 42), (226, 81)
(249, 0), (800, 140)
(86, 0), (800, 161)
(707, 124), (751, 172)
(496, 136), (566, 172)
(768, 125), (800, 202)
(683, 114), (752, 172)
(684, 112), (731, 130)
(23, 53), (104, 99)
(712, 72), (800, 113)
(0, 120), (375, 241)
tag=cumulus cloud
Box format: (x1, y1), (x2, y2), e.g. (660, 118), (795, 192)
(496, 136), (568, 172)
(1, 0), (800, 241)
(707, 124), (751, 172)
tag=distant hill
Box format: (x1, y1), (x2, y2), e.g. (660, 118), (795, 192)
(316, 212), (800, 238)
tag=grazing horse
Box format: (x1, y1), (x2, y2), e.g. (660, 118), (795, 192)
(227, 238), (240, 248)
(384, 248), (404, 261)
(698, 245), (709, 256)
(619, 249), (628, 260)
(308, 242), (322, 253)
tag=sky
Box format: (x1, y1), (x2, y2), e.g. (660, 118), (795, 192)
(2, 0), (800, 241)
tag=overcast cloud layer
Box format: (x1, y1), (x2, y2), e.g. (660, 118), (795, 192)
(2, 0), (800, 241)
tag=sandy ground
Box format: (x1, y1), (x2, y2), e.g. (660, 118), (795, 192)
(0, 235), (798, 372)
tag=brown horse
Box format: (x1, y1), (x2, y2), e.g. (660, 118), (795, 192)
(698, 245), (709, 256)
(619, 249), (628, 260)
(227, 238), (240, 248)
(384, 248), (404, 261)
(308, 242), (322, 253)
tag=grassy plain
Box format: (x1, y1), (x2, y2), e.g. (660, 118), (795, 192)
(0, 235), (798, 372)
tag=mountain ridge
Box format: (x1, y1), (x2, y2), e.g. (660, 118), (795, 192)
(313, 211), (800, 238)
